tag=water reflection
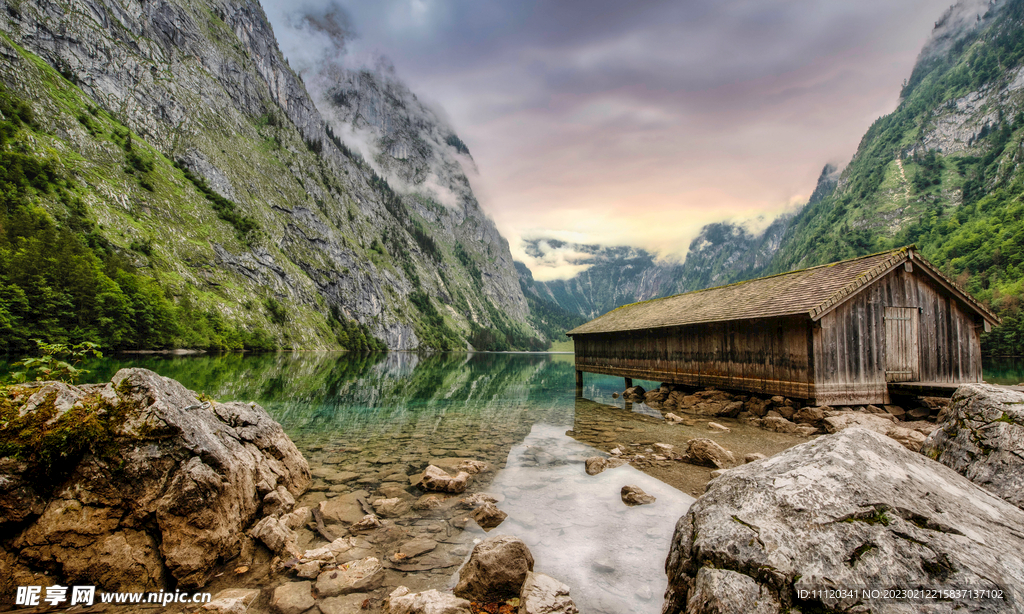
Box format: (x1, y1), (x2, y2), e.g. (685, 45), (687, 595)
(468, 424), (695, 614)
(17, 352), (693, 612)
(982, 357), (1024, 385)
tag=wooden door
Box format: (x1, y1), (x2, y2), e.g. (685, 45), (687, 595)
(884, 307), (919, 382)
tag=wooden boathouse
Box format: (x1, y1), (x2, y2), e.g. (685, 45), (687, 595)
(566, 247), (1000, 406)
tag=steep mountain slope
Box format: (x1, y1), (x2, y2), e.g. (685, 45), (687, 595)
(527, 0), (1024, 356)
(0, 0), (538, 353)
(764, 0), (1024, 353)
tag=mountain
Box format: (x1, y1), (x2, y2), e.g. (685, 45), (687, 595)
(0, 0), (539, 353)
(521, 211), (793, 319)
(527, 0), (1024, 355)
(763, 0), (1024, 354)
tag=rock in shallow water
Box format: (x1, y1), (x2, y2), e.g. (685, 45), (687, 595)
(663, 427), (1024, 614)
(454, 535), (534, 601)
(386, 587), (471, 614)
(472, 501), (508, 529)
(419, 465), (472, 493)
(316, 556), (385, 597)
(682, 438), (734, 468)
(620, 485), (656, 506)
(520, 571), (580, 614)
(922, 383), (1024, 511)
(271, 581), (315, 614)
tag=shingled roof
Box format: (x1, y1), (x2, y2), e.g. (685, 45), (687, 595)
(567, 247), (998, 336)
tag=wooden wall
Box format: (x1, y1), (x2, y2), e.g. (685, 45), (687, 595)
(573, 315), (813, 398)
(813, 265), (983, 405)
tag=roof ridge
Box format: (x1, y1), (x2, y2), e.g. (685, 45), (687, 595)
(808, 248), (910, 319)
(601, 246), (910, 316)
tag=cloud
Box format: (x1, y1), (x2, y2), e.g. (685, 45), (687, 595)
(263, 0), (960, 267)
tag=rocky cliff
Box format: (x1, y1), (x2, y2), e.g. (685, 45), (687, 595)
(0, 0), (537, 351)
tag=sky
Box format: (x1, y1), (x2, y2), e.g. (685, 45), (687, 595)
(261, 0), (960, 280)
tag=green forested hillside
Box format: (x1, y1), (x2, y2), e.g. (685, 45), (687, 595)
(768, 0), (1024, 354)
(0, 81), (386, 354)
(0, 0), (545, 357)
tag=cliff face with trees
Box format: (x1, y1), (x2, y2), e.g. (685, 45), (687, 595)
(0, 0), (541, 353)
(766, 0), (1024, 355)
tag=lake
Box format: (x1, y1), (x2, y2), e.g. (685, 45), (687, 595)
(6, 351), (1020, 612)
(63, 351), (696, 613)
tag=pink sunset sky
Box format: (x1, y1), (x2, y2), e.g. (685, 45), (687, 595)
(264, 0), (977, 280)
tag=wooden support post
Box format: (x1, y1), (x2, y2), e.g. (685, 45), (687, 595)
(625, 377), (633, 389)
(575, 370), (584, 397)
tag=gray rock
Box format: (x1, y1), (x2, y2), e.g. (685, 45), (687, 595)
(884, 405), (906, 419)
(906, 406), (931, 420)
(823, 411), (924, 451)
(373, 497), (411, 517)
(791, 406), (824, 425)
(5, 369), (309, 592)
(318, 491), (372, 525)
(663, 428), (1024, 614)
(621, 485), (656, 506)
(454, 535), (535, 601)
(743, 453), (767, 463)
(683, 439), (735, 468)
(316, 557), (385, 596)
(759, 416), (801, 433)
(584, 456), (627, 475)
(251, 516), (301, 559)
(271, 581), (314, 614)
(281, 506), (312, 531)
(386, 587), (471, 614)
(351, 514), (383, 531)
(395, 537), (438, 559)
(684, 567), (779, 614)
(624, 385), (647, 399)
(320, 593), (369, 614)
(922, 384), (1024, 510)
(519, 572), (579, 614)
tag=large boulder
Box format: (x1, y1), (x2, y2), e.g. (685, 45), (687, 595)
(922, 384), (1024, 510)
(663, 428), (1024, 614)
(2, 369), (310, 594)
(454, 535), (535, 602)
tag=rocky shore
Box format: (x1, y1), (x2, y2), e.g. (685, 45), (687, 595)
(0, 369), (584, 614)
(622, 382), (948, 451)
(5, 367), (1021, 614)
(662, 383), (1024, 613)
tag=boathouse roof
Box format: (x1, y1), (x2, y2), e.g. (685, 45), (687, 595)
(566, 247), (998, 336)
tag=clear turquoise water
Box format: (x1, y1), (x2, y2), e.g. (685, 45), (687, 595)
(37, 352), (688, 613)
